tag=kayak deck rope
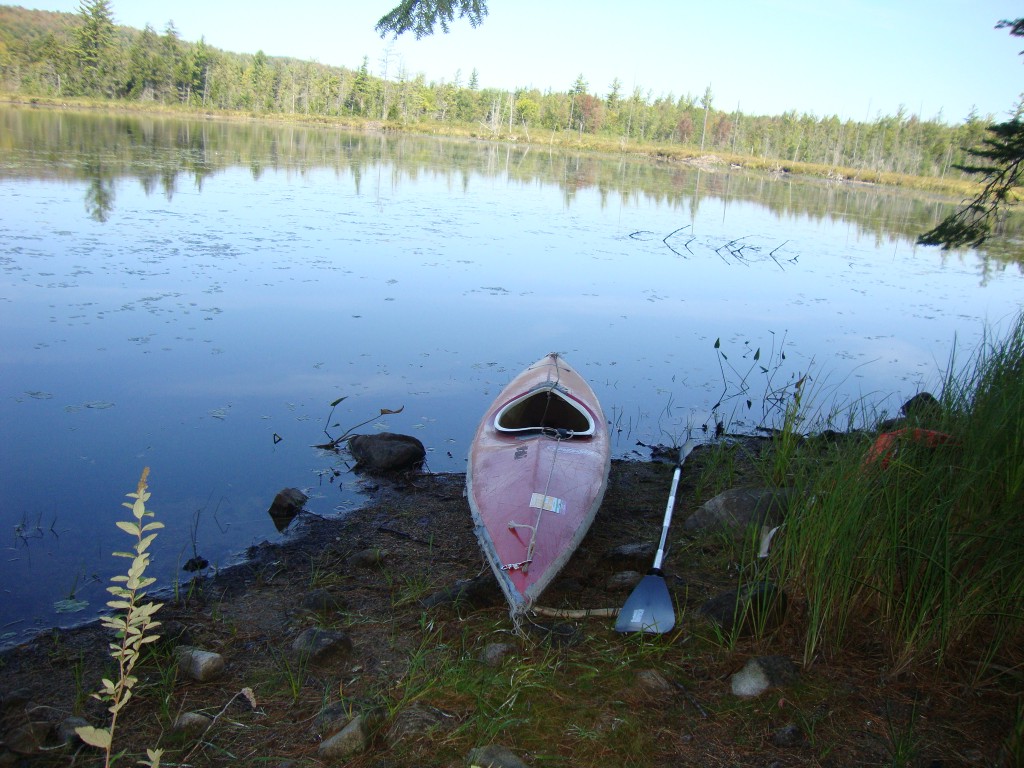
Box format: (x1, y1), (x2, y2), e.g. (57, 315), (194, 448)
(505, 353), (574, 574)
(507, 426), (574, 574)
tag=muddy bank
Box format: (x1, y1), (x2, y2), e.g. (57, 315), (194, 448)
(1, 449), (1015, 767)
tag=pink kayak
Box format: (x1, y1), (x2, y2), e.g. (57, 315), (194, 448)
(467, 353), (611, 620)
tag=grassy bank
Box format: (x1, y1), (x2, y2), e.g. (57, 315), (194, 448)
(768, 313), (1024, 678)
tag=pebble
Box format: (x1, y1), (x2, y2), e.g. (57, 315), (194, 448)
(173, 711), (212, 736)
(730, 655), (798, 698)
(175, 646), (225, 682)
(301, 588), (348, 614)
(466, 744), (531, 768)
(479, 642), (516, 667)
(292, 627), (353, 664)
(348, 547), (387, 567)
(605, 570), (643, 590)
(318, 715), (369, 759)
(770, 723), (806, 747)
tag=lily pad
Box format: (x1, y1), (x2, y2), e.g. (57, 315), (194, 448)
(83, 401), (115, 410)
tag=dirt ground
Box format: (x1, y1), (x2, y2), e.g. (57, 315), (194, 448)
(0, 443), (1018, 767)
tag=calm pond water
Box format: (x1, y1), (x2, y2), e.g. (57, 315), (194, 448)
(2, 106), (1022, 646)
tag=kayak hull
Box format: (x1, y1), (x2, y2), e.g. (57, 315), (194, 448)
(467, 353), (611, 617)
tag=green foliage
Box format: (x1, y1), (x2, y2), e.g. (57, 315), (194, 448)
(917, 117), (1024, 247)
(75, 467), (164, 768)
(918, 18), (1024, 249)
(73, 0), (115, 94)
(375, 0), (488, 39)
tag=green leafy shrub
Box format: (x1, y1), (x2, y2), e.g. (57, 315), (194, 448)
(76, 467), (164, 768)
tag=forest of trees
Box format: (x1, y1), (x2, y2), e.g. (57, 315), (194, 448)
(0, 2), (1011, 183)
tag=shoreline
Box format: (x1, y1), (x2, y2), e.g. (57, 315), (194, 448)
(1, 447), (1015, 766)
(0, 95), (981, 200)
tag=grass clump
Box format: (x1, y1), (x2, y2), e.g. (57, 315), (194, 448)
(775, 314), (1024, 674)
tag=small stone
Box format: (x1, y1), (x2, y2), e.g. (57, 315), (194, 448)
(347, 547), (387, 567)
(479, 642), (516, 667)
(633, 668), (674, 696)
(606, 570), (643, 590)
(770, 723), (806, 747)
(301, 588), (348, 614)
(684, 487), (792, 536)
(604, 542), (657, 564)
(757, 654), (798, 686)
(422, 574), (502, 609)
(267, 488), (308, 531)
(314, 701), (354, 737)
(173, 712), (212, 736)
(318, 715), (369, 759)
(731, 658), (770, 698)
(731, 655), (798, 698)
(0, 688), (32, 714)
(386, 703), (452, 746)
(182, 555), (209, 572)
(698, 581), (788, 635)
(4, 721), (51, 755)
(467, 744), (531, 768)
(901, 392), (941, 422)
(57, 716), (90, 746)
(292, 627), (353, 664)
(175, 646), (225, 682)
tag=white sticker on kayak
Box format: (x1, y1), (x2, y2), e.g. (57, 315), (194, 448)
(529, 493), (565, 514)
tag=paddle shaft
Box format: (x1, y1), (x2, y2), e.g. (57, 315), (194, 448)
(651, 440), (695, 572)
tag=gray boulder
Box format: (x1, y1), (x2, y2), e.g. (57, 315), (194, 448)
(267, 488), (308, 531)
(348, 432), (425, 471)
(684, 487), (793, 537)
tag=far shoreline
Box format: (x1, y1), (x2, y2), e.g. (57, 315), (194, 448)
(0, 94), (981, 201)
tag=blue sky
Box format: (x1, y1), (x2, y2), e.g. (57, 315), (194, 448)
(22, 0), (1024, 123)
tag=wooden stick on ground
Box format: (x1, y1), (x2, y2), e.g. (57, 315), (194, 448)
(531, 606), (620, 619)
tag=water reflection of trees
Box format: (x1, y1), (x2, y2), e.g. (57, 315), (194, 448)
(2, 105), (1021, 265)
(82, 158), (115, 222)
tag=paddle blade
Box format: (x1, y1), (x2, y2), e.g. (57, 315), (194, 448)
(615, 574), (675, 633)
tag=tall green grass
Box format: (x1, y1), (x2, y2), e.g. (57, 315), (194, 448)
(775, 314), (1024, 675)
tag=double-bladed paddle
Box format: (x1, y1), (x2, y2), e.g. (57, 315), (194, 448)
(615, 439), (696, 634)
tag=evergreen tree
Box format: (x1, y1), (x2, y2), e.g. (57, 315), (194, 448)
(125, 23), (161, 99)
(918, 18), (1024, 248)
(376, 0), (487, 38)
(74, 0), (115, 95)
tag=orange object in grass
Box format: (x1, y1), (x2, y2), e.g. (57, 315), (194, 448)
(863, 428), (959, 470)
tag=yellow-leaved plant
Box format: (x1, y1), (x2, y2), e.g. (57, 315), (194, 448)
(76, 467), (164, 768)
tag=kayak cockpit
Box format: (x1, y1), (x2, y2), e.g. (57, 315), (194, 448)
(494, 384), (595, 436)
